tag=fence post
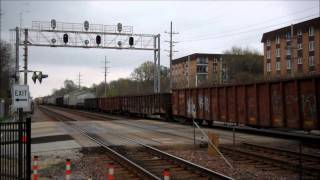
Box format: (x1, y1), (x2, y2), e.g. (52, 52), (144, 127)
(18, 108), (23, 178)
(27, 117), (32, 180)
(299, 141), (303, 180)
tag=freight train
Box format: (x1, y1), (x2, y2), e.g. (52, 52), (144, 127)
(38, 75), (320, 131)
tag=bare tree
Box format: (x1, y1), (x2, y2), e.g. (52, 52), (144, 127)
(0, 40), (14, 116)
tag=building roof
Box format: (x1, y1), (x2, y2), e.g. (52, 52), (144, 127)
(261, 17), (320, 42)
(172, 53), (223, 64)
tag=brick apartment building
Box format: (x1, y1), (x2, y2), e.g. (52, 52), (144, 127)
(261, 17), (319, 78)
(171, 53), (231, 88)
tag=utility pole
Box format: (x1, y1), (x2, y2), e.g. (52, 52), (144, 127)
(15, 27), (19, 83)
(187, 55), (190, 88)
(103, 56), (110, 97)
(0, 0), (2, 42)
(23, 29), (28, 85)
(165, 21), (179, 90)
(77, 72), (82, 89)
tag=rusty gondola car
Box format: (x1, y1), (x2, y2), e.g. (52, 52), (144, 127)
(84, 98), (99, 111)
(121, 93), (172, 118)
(98, 96), (123, 113)
(172, 75), (320, 130)
(97, 93), (172, 118)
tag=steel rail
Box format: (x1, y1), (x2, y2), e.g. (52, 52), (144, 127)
(117, 134), (233, 180)
(40, 106), (233, 180)
(39, 106), (160, 180)
(242, 142), (320, 159)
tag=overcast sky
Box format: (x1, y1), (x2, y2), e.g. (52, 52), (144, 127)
(1, 0), (319, 97)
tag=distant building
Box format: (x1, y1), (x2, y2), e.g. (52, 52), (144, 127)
(261, 17), (319, 79)
(172, 53), (231, 89)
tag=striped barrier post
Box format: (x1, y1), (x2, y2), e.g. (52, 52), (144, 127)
(65, 159), (71, 180)
(32, 156), (39, 180)
(163, 168), (170, 180)
(108, 162), (114, 180)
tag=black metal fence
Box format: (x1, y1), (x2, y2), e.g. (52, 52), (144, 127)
(0, 113), (31, 180)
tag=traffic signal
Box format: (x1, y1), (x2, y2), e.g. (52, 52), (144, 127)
(63, 34), (68, 44)
(117, 23), (122, 32)
(84, 21), (89, 31)
(129, 37), (134, 47)
(96, 35), (101, 45)
(32, 72), (38, 84)
(31, 71), (48, 84)
(37, 71), (48, 84)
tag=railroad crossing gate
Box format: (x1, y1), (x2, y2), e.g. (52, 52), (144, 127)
(0, 116), (32, 180)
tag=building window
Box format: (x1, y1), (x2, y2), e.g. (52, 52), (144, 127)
(297, 43), (302, 50)
(276, 48), (280, 57)
(286, 46), (291, 55)
(276, 61), (280, 71)
(213, 58), (218, 64)
(266, 50), (271, 59)
(297, 29), (302, 36)
(286, 60), (291, 70)
(285, 32), (291, 41)
(309, 41), (314, 51)
(297, 57), (302, 64)
(309, 26), (314, 36)
(266, 62), (271, 72)
(309, 56), (315, 67)
(275, 35), (280, 44)
(213, 64), (217, 73)
(266, 40), (271, 46)
(197, 57), (208, 64)
(197, 65), (208, 73)
(197, 74), (208, 85)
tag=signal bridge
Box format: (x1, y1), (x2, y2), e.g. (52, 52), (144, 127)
(12, 20), (161, 93)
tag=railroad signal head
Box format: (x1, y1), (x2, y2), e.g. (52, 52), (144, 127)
(32, 72), (38, 84)
(85, 40), (89, 46)
(117, 23), (122, 33)
(51, 38), (56, 44)
(129, 37), (134, 47)
(37, 71), (48, 84)
(51, 19), (56, 30)
(84, 21), (89, 31)
(63, 34), (68, 44)
(117, 41), (122, 48)
(96, 35), (101, 45)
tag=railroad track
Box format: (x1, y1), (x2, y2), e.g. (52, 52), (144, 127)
(39, 106), (233, 180)
(220, 143), (320, 179)
(41, 106), (320, 179)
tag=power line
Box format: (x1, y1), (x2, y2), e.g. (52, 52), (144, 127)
(181, 6), (317, 35)
(180, 14), (318, 43)
(164, 21), (179, 90)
